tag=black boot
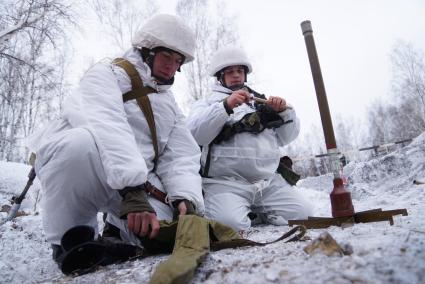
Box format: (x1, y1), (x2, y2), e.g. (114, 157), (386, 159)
(102, 220), (122, 240)
(55, 225), (144, 276)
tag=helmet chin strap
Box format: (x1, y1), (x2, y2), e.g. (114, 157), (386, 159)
(217, 66), (248, 90)
(155, 75), (175, 86)
(228, 83), (245, 91)
(138, 47), (176, 85)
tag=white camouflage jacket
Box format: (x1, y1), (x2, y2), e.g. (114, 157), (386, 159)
(186, 82), (300, 183)
(29, 48), (205, 213)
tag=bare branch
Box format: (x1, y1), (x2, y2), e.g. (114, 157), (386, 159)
(0, 14), (43, 45)
(176, 0), (239, 104)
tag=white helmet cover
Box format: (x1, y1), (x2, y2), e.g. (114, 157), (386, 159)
(132, 14), (195, 64)
(209, 46), (253, 76)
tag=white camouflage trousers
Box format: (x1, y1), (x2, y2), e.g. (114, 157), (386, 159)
(35, 128), (172, 245)
(203, 174), (313, 231)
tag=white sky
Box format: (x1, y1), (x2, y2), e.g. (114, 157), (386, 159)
(221, 0), (425, 133)
(70, 0), (425, 138)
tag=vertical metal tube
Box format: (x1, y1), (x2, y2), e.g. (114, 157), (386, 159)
(301, 21), (337, 150)
(301, 20), (354, 217)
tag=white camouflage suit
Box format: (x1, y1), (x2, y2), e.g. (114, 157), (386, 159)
(187, 82), (312, 231)
(29, 29), (204, 245)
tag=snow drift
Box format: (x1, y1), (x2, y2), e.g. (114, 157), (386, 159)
(1, 133), (424, 283)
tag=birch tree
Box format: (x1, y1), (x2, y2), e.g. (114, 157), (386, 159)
(365, 42), (425, 150)
(89, 0), (159, 54)
(176, 0), (239, 104)
(0, 0), (74, 162)
(391, 41), (425, 122)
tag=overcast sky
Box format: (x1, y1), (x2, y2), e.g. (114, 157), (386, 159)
(220, 0), (425, 134)
(157, 0), (425, 138)
(72, 0), (425, 140)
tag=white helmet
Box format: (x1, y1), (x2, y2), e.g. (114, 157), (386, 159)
(209, 46), (252, 76)
(132, 14), (195, 64)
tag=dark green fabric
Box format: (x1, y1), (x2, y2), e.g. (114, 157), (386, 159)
(213, 103), (287, 144)
(56, 216), (306, 279)
(119, 189), (155, 219)
(138, 220), (179, 254)
(277, 163), (301, 186)
(201, 145), (213, 178)
(208, 219), (240, 242)
(143, 215), (306, 284)
(148, 215), (210, 284)
(118, 185), (143, 197)
(214, 112), (263, 144)
(222, 99), (233, 115)
(255, 104), (286, 128)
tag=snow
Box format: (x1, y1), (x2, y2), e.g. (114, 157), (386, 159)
(1, 133), (425, 283)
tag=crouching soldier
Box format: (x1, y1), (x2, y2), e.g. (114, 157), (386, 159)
(186, 46), (312, 232)
(27, 14), (204, 274)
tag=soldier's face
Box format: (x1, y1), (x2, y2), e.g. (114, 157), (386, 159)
(152, 51), (183, 83)
(223, 65), (245, 88)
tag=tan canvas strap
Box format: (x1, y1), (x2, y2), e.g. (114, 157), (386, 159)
(112, 58), (159, 165)
(141, 216), (307, 284)
(210, 224), (306, 251)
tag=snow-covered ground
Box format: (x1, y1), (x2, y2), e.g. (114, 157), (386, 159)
(1, 133), (425, 284)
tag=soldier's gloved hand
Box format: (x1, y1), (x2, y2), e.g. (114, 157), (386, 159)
(172, 199), (196, 220)
(127, 211), (160, 239)
(225, 89), (251, 111)
(119, 185), (160, 239)
(266, 96), (287, 112)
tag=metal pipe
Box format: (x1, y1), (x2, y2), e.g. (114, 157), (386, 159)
(301, 21), (337, 150)
(301, 20), (354, 217)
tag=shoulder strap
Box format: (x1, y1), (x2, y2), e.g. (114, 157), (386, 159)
(210, 224), (306, 251)
(201, 144), (213, 177)
(112, 58), (159, 166)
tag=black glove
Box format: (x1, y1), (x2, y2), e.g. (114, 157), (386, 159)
(119, 185), (155, 219)
(172, 199), (196, 220)
(256, 104), (285, 129)
(277, 163), (301, 186)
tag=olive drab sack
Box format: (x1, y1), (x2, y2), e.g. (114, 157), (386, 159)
(141, 215), (306, 284)
(58, 215), (305, 280)
(147, 215), (211, 284)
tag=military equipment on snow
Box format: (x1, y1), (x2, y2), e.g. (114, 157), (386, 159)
(57, 215), (306, 282)
(0, 167), (36, 226)
(289, 208), (408, 229)
(303, 231), (353, 256)
(287, 20), (408, 229)
(276, 162), (300, 186)
(145, 216), (305, 284)
(300, 20), (354, 217)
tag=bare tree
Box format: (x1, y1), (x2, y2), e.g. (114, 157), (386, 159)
(367, 98), (390, 147)
(176, 0), (239, 104)
(334, 115), (354, 152)
(89, 0), (159, 54)
(365, 42), (425, 151)
(284, 123), (328, 177)
(391, 41), (425, 122)
(0, 0), (74, 162)
(366, 96), (424, 156)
